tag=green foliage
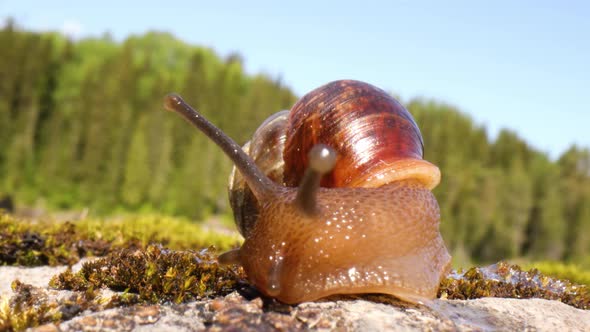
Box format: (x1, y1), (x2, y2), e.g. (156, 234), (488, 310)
(121, 115), (151, 207)
(408, 96), (590, 266)
(0, 22), (296, 219)
(1, 22), (589, 267)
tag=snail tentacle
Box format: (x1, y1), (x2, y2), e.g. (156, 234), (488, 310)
(164, 93), (278, 201)
(294, 144), (337, 216)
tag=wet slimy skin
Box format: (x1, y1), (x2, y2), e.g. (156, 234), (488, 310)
(238, 180), (451, 304)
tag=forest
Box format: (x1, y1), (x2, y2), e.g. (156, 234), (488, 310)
(1, 21), (589, 268)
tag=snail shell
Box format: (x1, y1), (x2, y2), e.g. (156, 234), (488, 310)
(165, 80), (451, 304)
(230, 80), (441, 235)
(229, 110), (288, 238)
(284, 80), (439, 189)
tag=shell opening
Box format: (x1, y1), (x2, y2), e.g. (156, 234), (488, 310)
(348, 159), (441, 190)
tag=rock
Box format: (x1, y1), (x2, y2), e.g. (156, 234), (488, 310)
(428, 298), (589, 331)
(0, 259), (89, 297)
(1, 265), (588, 331)
(35, 293), (589, 331)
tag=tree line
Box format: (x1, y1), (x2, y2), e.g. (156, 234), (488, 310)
(1, 21), (588, 266)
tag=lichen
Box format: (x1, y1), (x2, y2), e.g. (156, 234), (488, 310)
(438, 261), (590, 310)
(50, 244), (245, 304)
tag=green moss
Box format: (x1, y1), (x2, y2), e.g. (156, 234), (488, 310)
(438, 261), (590, 310)
(0, 212), (244, 327)
(0, 279), (141, 331)
(73, 214), (242, 251)
(1, 243), (240, 329)
(519, 261), (590, 287)
(0, 212), (241, 267)
(0, 214), (105, 266)
(50, 244), (245, 304)
(0, 281), (57, 331)
(1, 280), (80, 330)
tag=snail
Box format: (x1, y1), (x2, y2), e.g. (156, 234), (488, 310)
(164, 80), (451, 304)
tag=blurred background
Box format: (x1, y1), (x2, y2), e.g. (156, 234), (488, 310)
(1, 1), (589, 269)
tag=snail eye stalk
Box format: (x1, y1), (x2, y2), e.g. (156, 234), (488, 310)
(163, 93), (277, 201)
(295, 144), (337, 216)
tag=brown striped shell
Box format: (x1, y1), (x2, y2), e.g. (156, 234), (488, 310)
(229, 80), (440, 236)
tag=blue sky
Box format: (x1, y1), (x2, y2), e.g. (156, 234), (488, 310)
(2, 0), (589, 159)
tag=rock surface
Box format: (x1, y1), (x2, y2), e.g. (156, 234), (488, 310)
(1, 264), (589, 331)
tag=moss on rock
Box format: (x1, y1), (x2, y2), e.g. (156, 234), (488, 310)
(438, 261), (590, 310)
(50, 244), (245, 304)
(0, 279), (139, 331)
(0, 214), (112, 266)
(0, 212), (241, 267)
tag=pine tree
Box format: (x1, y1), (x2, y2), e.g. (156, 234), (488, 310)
(121, 115), (151, 207)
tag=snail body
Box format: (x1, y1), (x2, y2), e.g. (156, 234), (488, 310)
(165, 80), (451, 304)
